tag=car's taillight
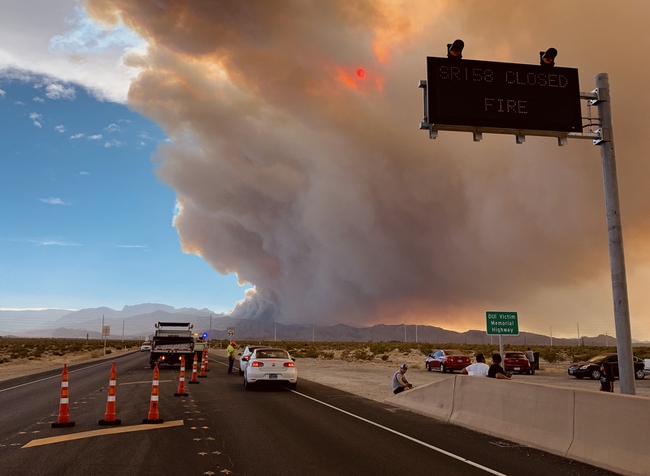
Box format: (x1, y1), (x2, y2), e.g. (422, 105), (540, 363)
(243, 356), (249, 361)
(251, 361), (264, 367)
(283, 362), (295, 367)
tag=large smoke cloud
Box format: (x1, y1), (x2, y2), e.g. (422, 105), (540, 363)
(83, 0), (650, 338)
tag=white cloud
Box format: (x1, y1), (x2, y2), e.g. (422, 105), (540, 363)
(45, 83), (76, 100)
(70, 132), (84, 139)
(29, 239), (80, 246)
(0, 88), (5, 98)
(79, 171), (89, 175)
(104, 123), (120, 132)
(33, 97), (45, 103)
(14, 101), (25, 105)
(0, 2), (146, 103)
(104, 139), (123, 148)
(88, 134), (102, 141)
(119, 244), (149, 250)
(54, 124), (66, 133)
(29, 112), (42, 128)
(39, 197), (69, 205)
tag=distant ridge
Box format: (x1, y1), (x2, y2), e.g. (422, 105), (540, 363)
(1, 303), (646, 346)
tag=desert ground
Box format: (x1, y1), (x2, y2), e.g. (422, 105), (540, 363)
(3, 347), (649, 401)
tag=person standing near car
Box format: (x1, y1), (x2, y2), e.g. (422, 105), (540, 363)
(461, 354), (490, 376)
(599, 363), (614, 392)
(392, 363), (414, 394)
(227, 341), (236, 374)
(487, 354), (511, 380)
(525, 347), (535, 375)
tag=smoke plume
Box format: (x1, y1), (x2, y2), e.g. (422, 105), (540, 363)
(83, 0), (650, 338)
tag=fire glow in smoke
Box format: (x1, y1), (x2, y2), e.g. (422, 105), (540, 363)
(83, 0), (650, 338)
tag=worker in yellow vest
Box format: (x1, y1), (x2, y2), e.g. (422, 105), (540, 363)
(227, 341), (236, 374)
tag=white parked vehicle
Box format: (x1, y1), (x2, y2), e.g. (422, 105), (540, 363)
(243, 348), (297, 390)
(238, 345), (270, 376)
(140, 342), (152, 352)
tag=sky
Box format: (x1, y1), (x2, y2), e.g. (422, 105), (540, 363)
(2, 0), (650, 340)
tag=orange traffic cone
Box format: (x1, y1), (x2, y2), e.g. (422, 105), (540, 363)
(188, 353), (200, 385)
(198, 350), (207, 378)
(205, 347), (210, 372)
(52, 364), (75, 428)
(99, 362), (121, 425)
(142, 362), (164, 424)
(174, 355), (189, 397)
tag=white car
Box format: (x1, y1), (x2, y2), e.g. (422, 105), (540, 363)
(140, 342), (152, 352)
(238, 345), (270, 376)
(243, 347), (297, 390)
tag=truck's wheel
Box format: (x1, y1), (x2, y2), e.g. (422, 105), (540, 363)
(150, 362), (155, 369)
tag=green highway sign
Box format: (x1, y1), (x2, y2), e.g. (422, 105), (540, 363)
(486, 311), (519, 335)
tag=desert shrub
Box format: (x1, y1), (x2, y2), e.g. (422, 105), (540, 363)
(352, 349), (374, 360)
(380, 354), (389, 361)
(321, 351), (335, 360)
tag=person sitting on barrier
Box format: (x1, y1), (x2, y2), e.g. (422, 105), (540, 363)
(599, 363), (614, 393)
(392, 363), (414, 394)
(461, 353), (490, 376)
(487, 354), (511, 380)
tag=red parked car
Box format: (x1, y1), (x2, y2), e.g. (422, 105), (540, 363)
(503, 351), (532, 375)
(425, 349), (471, 373)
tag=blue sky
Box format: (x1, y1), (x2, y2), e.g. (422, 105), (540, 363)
(0, 15), (249, 313)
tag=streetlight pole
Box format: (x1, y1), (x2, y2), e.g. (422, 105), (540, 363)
(594, 73), (635, 395)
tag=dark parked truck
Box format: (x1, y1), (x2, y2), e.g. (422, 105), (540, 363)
(149, 322), (195, 369)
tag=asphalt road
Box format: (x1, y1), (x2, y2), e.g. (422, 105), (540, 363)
(0, 352), (620, 476)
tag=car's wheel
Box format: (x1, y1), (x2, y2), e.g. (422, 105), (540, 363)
(575, 375), (584, 379)
(440, 363), (445, 373)
(635, 369), (645, 380)
(526, 370), (531, 375)
(288, 382), (297, 390)
(590, 369), (601, 380)
(244, 377), (253, 391)
(426, 362), (431, 372)
(239, 369), (244, 376)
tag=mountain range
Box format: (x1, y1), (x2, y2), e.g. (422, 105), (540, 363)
(0, 303), (643, 346)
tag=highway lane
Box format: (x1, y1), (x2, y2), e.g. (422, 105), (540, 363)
(1, 352), (619, 475)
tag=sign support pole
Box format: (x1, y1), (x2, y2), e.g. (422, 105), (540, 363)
(499, 335), (503, 359)
(594, 73), (635, 395)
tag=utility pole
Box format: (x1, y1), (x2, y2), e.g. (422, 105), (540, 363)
(595, 73), (634, 395)
(102, 315), (106, 357)
(209, 314), (212, 342)
(404, 324), (407, 343)
(415, 325), (418, 343)
(274, 322), (277, 342)
(121, 319), (124, 342)
(312, 323), (315, 343)
(577, 322), (581, 346)
(550, 326), (553, 347)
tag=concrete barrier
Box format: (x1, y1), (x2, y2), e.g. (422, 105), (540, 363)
(385, 376), (456, 421)
(449, 376), (574, 457)
(569, 390), (650, 476)
(386, 374), (650, 476)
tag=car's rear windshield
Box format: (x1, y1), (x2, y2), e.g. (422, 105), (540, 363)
(587, 354), (612, 364)
(506, 353), (526, 359)
(255, 350), (290, 359)
(445, 350), (464, 356)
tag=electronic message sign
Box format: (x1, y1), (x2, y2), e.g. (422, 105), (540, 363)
(426, 57), (582, 133)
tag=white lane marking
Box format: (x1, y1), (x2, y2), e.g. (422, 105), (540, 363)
(292, 390), (507, 476)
